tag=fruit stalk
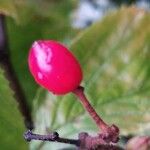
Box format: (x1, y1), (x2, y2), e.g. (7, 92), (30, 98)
(73, 86), (107, 131)
(73, 86), (119, 143)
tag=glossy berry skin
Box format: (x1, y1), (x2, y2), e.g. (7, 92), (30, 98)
(28, 40), (83, 95)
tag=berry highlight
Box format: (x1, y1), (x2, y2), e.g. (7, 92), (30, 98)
(28, 40), (82, 94)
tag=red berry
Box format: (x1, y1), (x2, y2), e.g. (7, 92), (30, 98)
(28, 40), (83, 95)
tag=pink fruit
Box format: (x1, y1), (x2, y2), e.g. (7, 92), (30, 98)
(28, 40), (83, 94)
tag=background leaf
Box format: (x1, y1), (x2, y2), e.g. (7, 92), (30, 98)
(0, 0), (74, 24)
(32, 7), (150, 149)
(0, 67), (27, 149)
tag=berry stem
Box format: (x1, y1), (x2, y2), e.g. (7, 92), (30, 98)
(73, 86), (119, 143)
(73, 86), (107, 131)
(24, 130), (79, 146)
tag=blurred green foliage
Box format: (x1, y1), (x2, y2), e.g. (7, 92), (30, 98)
(0, 68), (27, 150)
(0, 0), (150, 149)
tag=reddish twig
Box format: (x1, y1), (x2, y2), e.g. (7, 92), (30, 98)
(24, 130), (123, 150)
(72, 86), (119, 143)
(24, 130), (79, 146)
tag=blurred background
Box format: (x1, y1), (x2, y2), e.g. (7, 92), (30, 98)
(0, 0), (150, 149)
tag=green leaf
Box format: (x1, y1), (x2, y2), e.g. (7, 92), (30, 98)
(70, 7), (150, 134)
(32, 7), (150, 149)
(0, 67), (27, 149)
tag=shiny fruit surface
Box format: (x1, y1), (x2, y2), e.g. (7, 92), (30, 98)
(28, 40), (82, 94)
